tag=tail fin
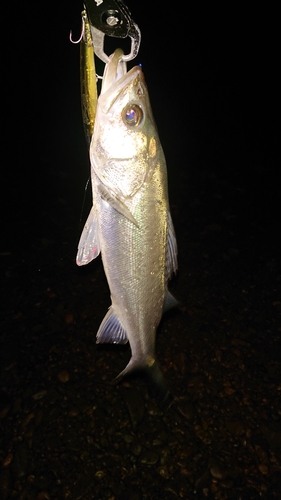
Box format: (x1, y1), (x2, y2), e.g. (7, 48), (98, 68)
(114, 358), (171, 403)
(144, 361), (172, 403)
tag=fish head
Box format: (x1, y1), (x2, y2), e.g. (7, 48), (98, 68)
(90, 58), (162, 199)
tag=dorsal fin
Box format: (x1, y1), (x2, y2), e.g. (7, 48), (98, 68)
(166, 210), (178, 279)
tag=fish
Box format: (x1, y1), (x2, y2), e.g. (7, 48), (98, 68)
(77, 48), (178, 393)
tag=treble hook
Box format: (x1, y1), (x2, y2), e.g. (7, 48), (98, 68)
(69, 12), (86, 44)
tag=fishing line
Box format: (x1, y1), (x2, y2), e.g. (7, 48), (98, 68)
(20, 176), (92, 276)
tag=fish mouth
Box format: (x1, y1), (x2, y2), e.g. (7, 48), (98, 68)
(99, 49), (144, 114)
(100, 48), (127, 94)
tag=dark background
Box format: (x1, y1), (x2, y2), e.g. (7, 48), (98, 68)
(2, 2), (279, 300)
(3, 1), (278, 228)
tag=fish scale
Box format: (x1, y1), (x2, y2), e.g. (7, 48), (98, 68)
(77, 49), (177, 390)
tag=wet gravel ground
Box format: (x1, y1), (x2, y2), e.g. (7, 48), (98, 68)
(1, 159), (280, 499)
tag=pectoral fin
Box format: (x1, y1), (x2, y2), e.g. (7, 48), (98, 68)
(98, 184), (139, 227)
(76, 206), (100, 266)
(96, 307), (128, 344)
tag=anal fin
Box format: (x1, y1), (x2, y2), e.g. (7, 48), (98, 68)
(163, 290), (179, 313)
(97, 307), (128, 344)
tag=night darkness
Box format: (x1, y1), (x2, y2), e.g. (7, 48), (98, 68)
(1, 2), (280, 499)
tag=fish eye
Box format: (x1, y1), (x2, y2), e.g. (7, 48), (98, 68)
(123, 104), (143, 127)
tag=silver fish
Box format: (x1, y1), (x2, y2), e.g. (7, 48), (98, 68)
(77, 49), (177, 387)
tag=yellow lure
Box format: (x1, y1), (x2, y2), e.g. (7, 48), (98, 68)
(80, 10), (98, 145)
